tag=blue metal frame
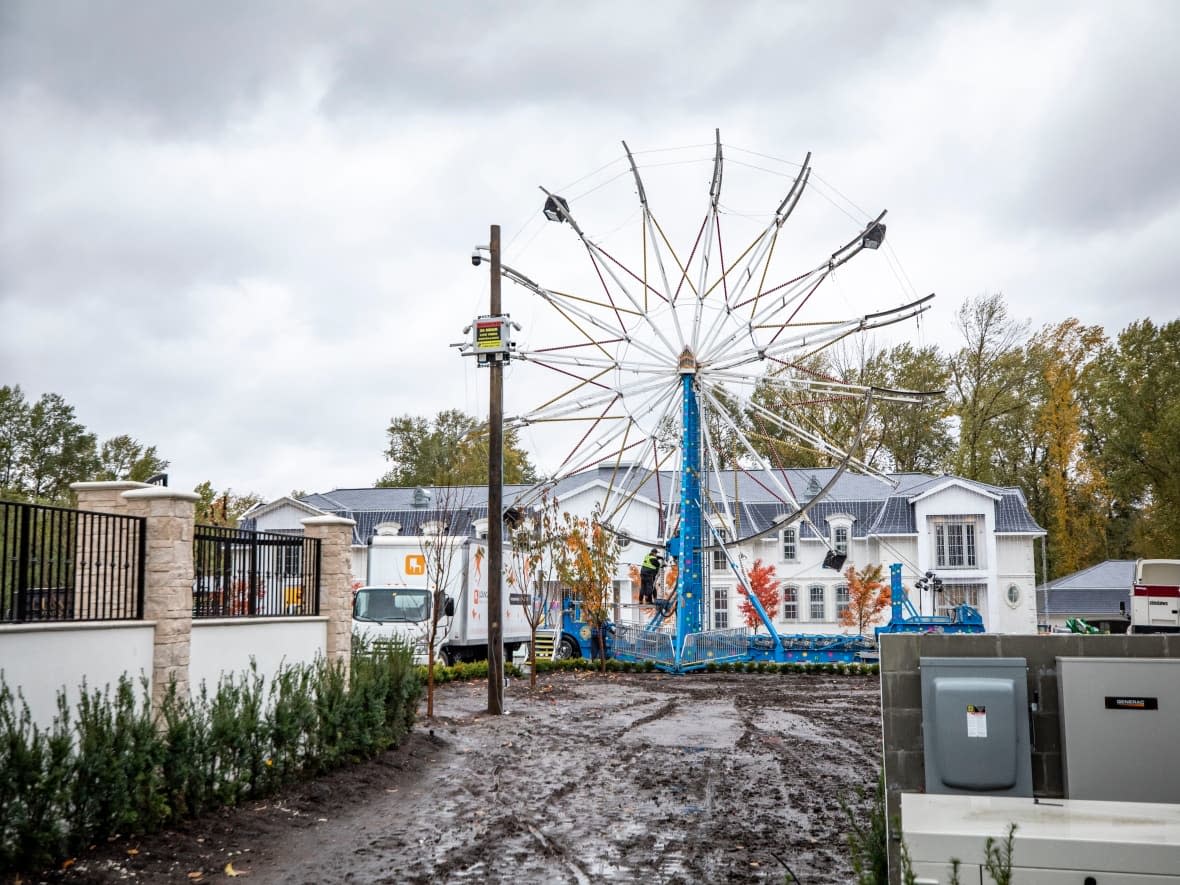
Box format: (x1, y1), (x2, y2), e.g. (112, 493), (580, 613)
(875, 563), (985, 635)
(675, 371), (704, 666)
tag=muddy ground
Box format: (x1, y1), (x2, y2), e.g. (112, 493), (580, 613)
(33, 671), (882, 884)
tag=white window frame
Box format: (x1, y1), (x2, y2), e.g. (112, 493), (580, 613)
(712, 526), (729, 572)
(836, 582), (850, 620)
(833, 525), (849, 557)
(808, 584), (826, 621)
(712, 585), (729, 629)
(782, 527), (797, 562)
(782, 584), (799, 621)
(933, 519), (979, 569)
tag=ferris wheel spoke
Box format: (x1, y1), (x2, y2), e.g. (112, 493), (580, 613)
(501, 260), (670, 365)
(540, 186), (683, 361)
(518, 350), (675, 376)
(509, 373), (675, 426)
(745, 395), (894, 486)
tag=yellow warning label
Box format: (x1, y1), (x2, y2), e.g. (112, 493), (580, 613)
(476, 322), (501, 350)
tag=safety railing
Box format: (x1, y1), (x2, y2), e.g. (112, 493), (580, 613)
(680, 627), (748, 666)
(193, 525), (320, 618)
(1, 499), (145, 623)
(611, 622), (676, 664)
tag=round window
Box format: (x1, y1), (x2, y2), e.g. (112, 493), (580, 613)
(1006, 584), (1021, 607)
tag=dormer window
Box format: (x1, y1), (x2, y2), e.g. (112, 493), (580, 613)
(421, 520), (447, 536)
(472, 518), (489, 540)
(833, 525), (849, 556)
(782, 526), (797, 562)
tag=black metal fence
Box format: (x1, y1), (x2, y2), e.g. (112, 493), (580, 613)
(193, 525), (321, 618)
(1, 499), (146, 623)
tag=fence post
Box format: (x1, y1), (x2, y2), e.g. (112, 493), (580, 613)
(301, 515), (356, 680)
(120, 487), (200, 712)
(71, 481), (152, 619)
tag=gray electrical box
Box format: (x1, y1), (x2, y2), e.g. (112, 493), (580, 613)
(920, 657), (1032, 796)
(1058, 656), (1180, 803)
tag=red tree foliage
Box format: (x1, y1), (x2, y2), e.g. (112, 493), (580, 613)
(837, 563), (891, 635)
(738, 558), (781, 629)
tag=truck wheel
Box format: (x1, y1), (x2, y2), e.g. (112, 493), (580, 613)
(556, 635), (580, 660)
(437, 648), (453, 668)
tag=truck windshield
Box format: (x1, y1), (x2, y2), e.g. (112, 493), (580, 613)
(354, 588), (430, 623)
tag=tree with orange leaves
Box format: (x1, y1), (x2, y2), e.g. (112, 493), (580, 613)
(554, 505), (620, 673)
(738, 558), (781, 630)
(838, 563), (891, 636)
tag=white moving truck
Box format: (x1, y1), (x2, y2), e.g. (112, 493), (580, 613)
(352, 534), (532, 665)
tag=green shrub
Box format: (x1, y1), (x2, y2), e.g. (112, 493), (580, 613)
(0, 644), (421, 873)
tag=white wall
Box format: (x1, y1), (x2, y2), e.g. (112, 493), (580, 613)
(0, 622), (155, 730)
(189, 617), (328, 694)
(994, 535), (1038, 633)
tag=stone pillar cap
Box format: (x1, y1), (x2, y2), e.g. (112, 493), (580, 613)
(72, 480), (153, 492)
(122, 487), (201, 502)
(302, 515), (357, 527)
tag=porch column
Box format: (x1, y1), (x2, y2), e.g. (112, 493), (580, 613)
(301, 515), (356, 680)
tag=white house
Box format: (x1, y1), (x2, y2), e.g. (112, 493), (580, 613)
(243, 466), (1044, 635)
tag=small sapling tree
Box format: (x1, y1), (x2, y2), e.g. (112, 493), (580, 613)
(554, 505), (620, 674)
(506, 494), (562, 688)
(838, 562), (891, 636)
(738, 558), (781, 630)
(418, 487), (469, 717)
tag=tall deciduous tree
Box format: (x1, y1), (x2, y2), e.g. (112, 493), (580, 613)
(1085, 319), (1180, 556)
(738, 558), (781, 630)
(838, 563), (891, 636)
(948, 293), (1029, 484)
(96, 435), (169, 483)
(377, 409), (537, 487)
(0, 385), (100, 503)
(865, 343), (954, 473)
(1029, 320), (1108, 577)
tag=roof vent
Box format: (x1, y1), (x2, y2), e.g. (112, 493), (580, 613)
(801, 474), (822, 501)
(412, 488), (432, 509)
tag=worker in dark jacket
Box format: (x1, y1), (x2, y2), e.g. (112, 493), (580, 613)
(639, 548), (664, 604)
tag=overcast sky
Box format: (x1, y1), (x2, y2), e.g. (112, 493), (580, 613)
(2, 1), (1178, 502)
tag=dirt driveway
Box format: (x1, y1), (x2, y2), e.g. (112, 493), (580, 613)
(44, 670), (882, 884)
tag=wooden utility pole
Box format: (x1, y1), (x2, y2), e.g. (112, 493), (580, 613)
(487, 224), (505, 715)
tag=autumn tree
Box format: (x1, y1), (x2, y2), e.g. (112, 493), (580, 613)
(738, 558), (781, 630)
(838, 563), (891, 636)
(193, 481), (265, 527)
(506, 493), (563, 687)
(554, 506), (621, 674)
(377, 409), (537, 487)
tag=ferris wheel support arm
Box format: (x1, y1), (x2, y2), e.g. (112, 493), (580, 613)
(506, 373), (675, 426)
(540, 186), (683, 360)
(706, 518), (783, 645)
(691, 130), (723, 354)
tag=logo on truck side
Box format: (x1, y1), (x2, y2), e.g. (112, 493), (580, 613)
(405, 554), (426, 575)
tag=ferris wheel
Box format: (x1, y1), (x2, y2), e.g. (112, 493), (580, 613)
(468, 131), (937, 666)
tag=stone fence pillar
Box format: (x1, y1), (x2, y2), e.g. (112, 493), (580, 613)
(301, 515), (356, 680)
(121, 487), (199, 711)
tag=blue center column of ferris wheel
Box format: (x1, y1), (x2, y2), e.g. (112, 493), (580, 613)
(676, 348), (704, 671)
